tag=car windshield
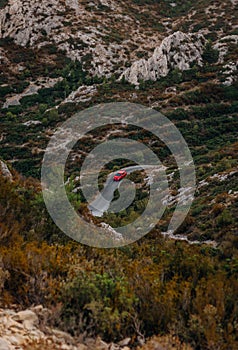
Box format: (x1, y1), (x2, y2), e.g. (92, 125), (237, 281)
(115, 172), (124, 176)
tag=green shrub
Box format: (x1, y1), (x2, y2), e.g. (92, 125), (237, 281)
(45, 108), (59, 122)
(0, 85), (13, 98)
(60, 272), (137, 340)
(202, 41), (219, 64)
(216, 209), (234, 228)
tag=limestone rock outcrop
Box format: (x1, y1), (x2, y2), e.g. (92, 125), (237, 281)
(0, 160), (12, 181)
(222, 61), (238, 86)
(120, 31), (206, 85)
(0, 0), (144, 76)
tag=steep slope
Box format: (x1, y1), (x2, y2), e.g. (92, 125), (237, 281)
(0, 2), (238, 347)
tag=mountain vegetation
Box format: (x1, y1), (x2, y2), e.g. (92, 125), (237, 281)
(0, 0), (238, 349)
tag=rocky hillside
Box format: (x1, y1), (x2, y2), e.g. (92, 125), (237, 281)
(0, 0), (238, 78)
(120, 31), (206, 85)
(0, 0), (164, 76)
(0, 0), (238, 349)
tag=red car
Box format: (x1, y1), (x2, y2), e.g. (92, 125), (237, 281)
(113, 170), (127, 181)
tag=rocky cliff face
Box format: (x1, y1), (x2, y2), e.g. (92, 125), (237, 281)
(120, 31), (206, 85)
(0, 0), (161, 76)
(0, 0), (237, 80)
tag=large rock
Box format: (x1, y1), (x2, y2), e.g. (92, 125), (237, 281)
(214, 35), (238, 63)
(12, 310), (39, 330)
(120, 31), (206, 85)
(222, 61), (238, 86)
(0, 160), (12, 181)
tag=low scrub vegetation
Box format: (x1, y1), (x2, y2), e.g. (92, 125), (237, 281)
(0, 171), (238, 348)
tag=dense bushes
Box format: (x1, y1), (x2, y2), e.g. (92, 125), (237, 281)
(55, 242), (238, 348)
(60, 272), (137, 340)
(1, 171), (238, 348)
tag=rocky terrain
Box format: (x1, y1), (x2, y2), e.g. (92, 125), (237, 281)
(0, 305), (131, 350)
(0, 0), (237, 118)
(0, 0), (238, 78)
(120, 31), (206, 85)
(0, 304), (193, 350)
(0, 0), (163, 76)
(0, 0), (238, 349)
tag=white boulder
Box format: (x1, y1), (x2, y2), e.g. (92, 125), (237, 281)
(12, 310), (39, 330)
